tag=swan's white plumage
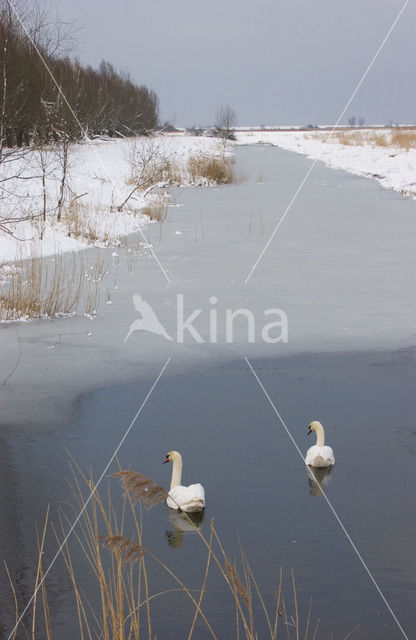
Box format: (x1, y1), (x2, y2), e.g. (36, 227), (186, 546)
(305, 421), (335, 468)
(167, 483), (205, 512)
(164, 450), (205, 513)
(305, 444), (335, 467)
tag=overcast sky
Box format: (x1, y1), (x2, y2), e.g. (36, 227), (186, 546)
(51, 0), (415, 127)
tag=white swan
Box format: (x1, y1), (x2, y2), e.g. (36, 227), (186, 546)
(305, 421), (335, 468)
(163, 451), (205, 513)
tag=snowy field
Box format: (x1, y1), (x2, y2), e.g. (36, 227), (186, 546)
(236, 128), (416, 197)
(0, 134), (222, 264)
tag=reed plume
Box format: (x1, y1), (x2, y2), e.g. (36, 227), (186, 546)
(113, 470), (167, 509)
(102, 535), (146, 564)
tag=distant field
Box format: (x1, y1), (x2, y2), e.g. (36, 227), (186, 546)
(308, 128), (416, 151)
(236, 125), (416, 133)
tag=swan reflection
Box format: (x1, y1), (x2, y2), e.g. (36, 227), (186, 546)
(306, 465), (333, 497)
(165, 509), (205, 548)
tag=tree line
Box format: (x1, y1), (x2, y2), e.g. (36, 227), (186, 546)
(0, 0), (159, 148)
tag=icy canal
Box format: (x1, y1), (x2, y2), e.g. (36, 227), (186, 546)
(1, 144), (416, 639)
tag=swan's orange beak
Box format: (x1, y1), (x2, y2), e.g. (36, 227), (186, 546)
(307, 426), (312, 435)
(163, 455), (169, 464)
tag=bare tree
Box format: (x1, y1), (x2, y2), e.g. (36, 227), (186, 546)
(30, 138), (59, 239)
(0, 0), (161, 239)
(118, 137), (173, 212)
(0, 0), (159, 147)
(215, 105), (237, 152)
(56, 131), (73, 221)
(0, 1), (64, 238)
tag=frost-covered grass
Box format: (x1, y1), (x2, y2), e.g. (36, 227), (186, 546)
(236, 128), (416, 197)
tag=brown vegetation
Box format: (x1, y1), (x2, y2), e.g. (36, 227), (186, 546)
(140, 202), (168, 222)
(319, 128), (416, 151)
(0, 252), (107, 320)
(62, 201), (98, 242)
(390, 130), (416, 151)
(6, 463), (327, 640)
(0, 254), (81, 319)
(187, 153), (236, 184)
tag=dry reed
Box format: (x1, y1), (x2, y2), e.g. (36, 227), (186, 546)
(328, 128), (416, 151)
(0, 252), (109, 320)
(140, 202), (168, 222)
(102, 535), (146, 564)
(187, 153), (236, 184)
(6, 462), (342, 640)
(112, 470), (167, 510)
(390, 130), (416, 151)
(0, 253), (83, 320)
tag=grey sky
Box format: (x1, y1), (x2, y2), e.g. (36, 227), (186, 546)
(52, 0), (415, 127)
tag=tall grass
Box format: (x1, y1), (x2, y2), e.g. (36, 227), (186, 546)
(140, 202), (168, 222)
(187, 153), (237, 184)
(0, 254), (83, 320)
(5, 463), (334, 640)
(0, 252), (108, 320)
(390, 130), (416, 151)
(62, 201), (100, 243)
(321, 128), (416, 151)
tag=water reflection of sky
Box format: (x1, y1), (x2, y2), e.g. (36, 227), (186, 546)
(1, 144), (416, 639)
(1, 349), (415, 639)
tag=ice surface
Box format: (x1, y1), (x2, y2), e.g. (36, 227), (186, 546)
(236, 129), (416, 198)
(0, 144), (415, 433)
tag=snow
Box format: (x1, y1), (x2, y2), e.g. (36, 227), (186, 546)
(4, 128), (413, 269)
(0, 134), (222, 265)
(1, 143), (416, 432)
(236, 129), (416, 198)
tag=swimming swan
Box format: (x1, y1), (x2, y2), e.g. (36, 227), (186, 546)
(305, 421), (335, 468)
(163, 450), (205, 513)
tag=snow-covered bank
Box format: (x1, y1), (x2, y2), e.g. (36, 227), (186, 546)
(236, 129), (416, 197)
(0, 134), (223, 264)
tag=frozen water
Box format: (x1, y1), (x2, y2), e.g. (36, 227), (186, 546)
(1, 144), (416, 639)
(1, 144), (416, 433)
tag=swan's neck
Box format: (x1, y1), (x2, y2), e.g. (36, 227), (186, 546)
(170, 454), (183, 490)
(315, 423), (325, 447)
